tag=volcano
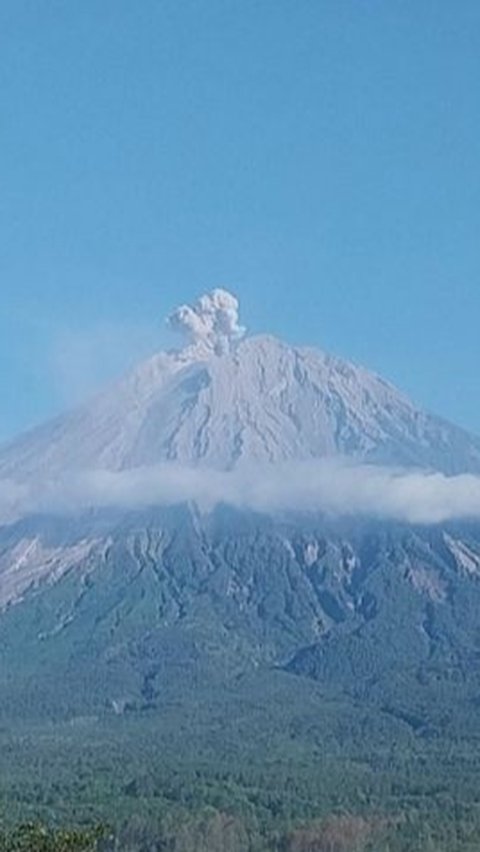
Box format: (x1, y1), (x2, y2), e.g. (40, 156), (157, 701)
(1, 290), (480, 757)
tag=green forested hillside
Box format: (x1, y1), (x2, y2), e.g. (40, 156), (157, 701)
(2, 508), (480, 849)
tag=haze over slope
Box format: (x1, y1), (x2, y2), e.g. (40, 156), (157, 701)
(1, 289), (479, 484)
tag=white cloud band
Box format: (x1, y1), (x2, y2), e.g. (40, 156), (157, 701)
(3, 460), (480, 525)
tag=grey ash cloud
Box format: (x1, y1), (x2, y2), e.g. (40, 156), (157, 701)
(167, 288), (246, 354)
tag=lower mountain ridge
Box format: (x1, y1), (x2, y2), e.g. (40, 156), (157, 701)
(3, 507), (480, 849)
(2, 504), (480, 727)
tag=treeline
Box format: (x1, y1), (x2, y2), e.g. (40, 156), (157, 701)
(0, 823), (105, 852)
(0, 815), (384, 852)
(3, 702), (480, 851)
(2, 810), (480, 852)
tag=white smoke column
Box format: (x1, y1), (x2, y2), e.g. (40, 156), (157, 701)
(168, 288), (246, 353)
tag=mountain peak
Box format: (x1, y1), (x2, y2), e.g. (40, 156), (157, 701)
(1, 296), (480, 486)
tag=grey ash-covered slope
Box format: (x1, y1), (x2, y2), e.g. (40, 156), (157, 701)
(1, 315), (480, 480)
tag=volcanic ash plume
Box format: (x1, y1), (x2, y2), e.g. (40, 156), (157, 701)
(168, 288), (246, 353)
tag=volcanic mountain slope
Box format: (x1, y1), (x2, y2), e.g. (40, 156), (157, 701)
(0, 290), (480, 482)
(3, 291), (480, 852)
(1, 289), (480, 735)
(2, 504), (480, 736)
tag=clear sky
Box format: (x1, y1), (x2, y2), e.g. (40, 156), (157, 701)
(1, 0), (479, 442)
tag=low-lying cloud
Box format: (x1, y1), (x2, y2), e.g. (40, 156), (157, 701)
(3, 460), (480, 525)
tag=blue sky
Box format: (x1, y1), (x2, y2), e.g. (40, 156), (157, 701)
(1, 0), (479, 441)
